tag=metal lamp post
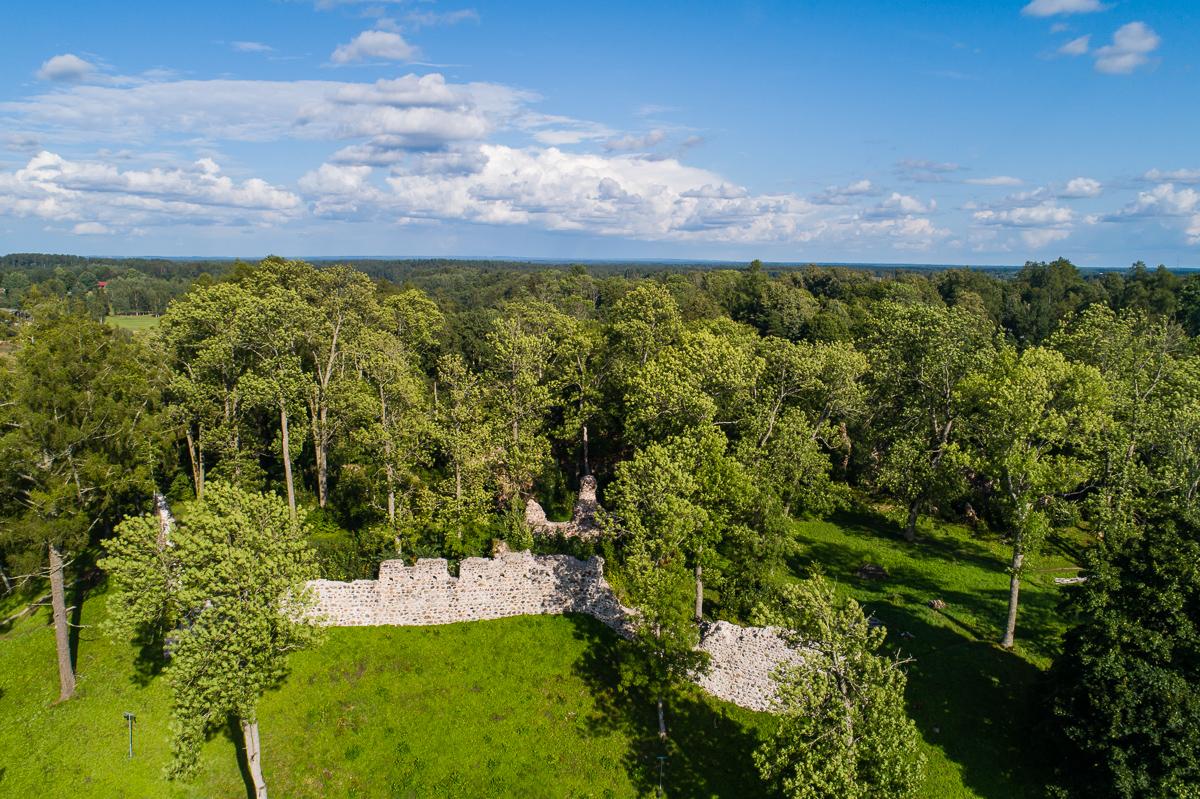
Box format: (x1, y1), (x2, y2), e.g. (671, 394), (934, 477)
(123, 712), (136, 758)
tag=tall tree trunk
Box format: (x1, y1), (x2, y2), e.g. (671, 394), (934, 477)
(694, 562), (704, 623)
(454, 461), (463, 541)
(657, 697), (667, 740)
(581, 423), (590, 476)
(316, 404), (329, 508)
(904, 500), (919, 543)
(1001, 543), (1024, 649)
(386, 464), (396, 526)
(185, 424), (203, 499)
(241, 718), (268, 799)
(48, 543), (75, 702)
(279, 401), (296, 519)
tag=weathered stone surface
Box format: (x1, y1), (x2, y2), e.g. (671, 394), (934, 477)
(525, 475), (603, 539)
(308, 550), (805, 713)
(311, 550), (633, 635)
(696, 621), (807, 712)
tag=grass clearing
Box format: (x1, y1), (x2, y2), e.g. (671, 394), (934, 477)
(106, 315), (160, 334)
(791, 506), (1084, 798)
(0, 510), (1082, 797)
(0, 585), (771, 798)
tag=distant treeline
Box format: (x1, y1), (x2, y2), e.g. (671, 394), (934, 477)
(2, 253), (1198, 341)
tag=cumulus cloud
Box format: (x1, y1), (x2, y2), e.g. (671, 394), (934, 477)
(812, 179), (877, 205)
(1059, 35), (1090, 56)
(1022, 0), (1106, 17)
(1060, 177), (1102, 198)
(966, 176), (1023, 187)
(1094, 22), (1160, 74)
(973, 201), (1074, 248)
(1144, 168), (1200, 184)
(1105, 183), (1200, 244)
(36, 54), (98, 82)
(0, 151), (300, 233)
(331, 30), (420, 64)
(871, 192), (935, 217)
(1, 73), (530, 161)
(287, 145), (945, 248)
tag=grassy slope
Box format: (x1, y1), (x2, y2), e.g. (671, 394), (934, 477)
(791, 508), (1082, 799)
(0, 510), (1079, 798)
(0, 588), (770, 798)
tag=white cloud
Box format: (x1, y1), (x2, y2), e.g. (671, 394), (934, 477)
(1022, 0), (1106, 17)
(1020, 228), (1071, 247)
(1060, 177), (1102, 198)
(1, 74), (530, 158)
(974, 203), (1073, 227)
(36, 54), (98, 82)
(231, 41), (274, 53)
(813, 179), (877, 205)
(973, 201), (1074, 249)
(873, 192), (935, 216)
(896, 159), (963, 182)
(296, 145), (945, 247)
(966, 176), (1023, 186)
(331, 30), (420, 64)
(0, 151), (300, 232)
(603, 130), (666, 152)
(1104, 183), (1200, 244)
(404, 9), (480, 29)
(72, 221), (110, 235)
(1094, 22), (1160, 75)
(1144, 168), (1200, 184)
(1059, 35), (1090, 56)
(519, 113), (614, 146)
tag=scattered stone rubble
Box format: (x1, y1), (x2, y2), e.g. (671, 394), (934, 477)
(524, 475), (603, 539)
(308, 548), (806, 712)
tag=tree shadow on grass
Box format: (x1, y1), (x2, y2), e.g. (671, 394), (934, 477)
(884, 608), (1054, 799)
(793, 510), (1066, 798)
(67, 552), (102, 673)
(222, 715), (256, 799)
(563, 613), (773, 798)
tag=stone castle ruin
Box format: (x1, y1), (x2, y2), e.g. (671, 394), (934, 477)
(309, 549), (804, 712)
(524, 475), (602, 539)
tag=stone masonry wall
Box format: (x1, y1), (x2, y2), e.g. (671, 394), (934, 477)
(309, 551), (805, 712)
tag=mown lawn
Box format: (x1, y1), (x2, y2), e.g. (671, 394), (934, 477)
(106, 315), (160, 334)
(791, 507), (1084, 799)
(0, 586), (771, 798)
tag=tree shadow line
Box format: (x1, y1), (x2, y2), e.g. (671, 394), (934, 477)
(562, 613), (776, 798)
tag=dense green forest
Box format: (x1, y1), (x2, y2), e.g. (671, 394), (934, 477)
(1, 255), (1198, 798)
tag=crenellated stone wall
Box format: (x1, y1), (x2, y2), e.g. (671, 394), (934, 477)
(309, 550), (806, 712)
(310, 550), (633, 634)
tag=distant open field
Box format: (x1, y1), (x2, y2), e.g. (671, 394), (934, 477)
(107, 314), (161, 333)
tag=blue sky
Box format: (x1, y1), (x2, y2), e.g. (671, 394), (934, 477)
(0, 0), (1197, 265)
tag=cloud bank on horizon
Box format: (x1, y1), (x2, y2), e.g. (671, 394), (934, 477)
(0, 0), (1195, 265)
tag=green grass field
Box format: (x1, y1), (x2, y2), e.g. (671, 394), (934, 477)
(0, 589), (771, 798)
(106, 315), (161, 334)
(0, 510), (1080, 798)
(791, 507), (1083, 798)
